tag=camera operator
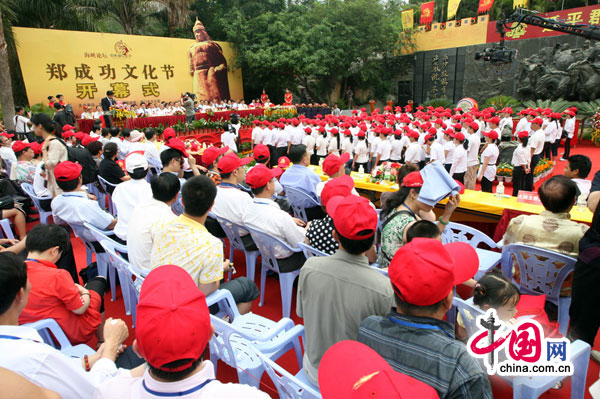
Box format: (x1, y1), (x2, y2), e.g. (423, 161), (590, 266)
(182, 92), (196, 123)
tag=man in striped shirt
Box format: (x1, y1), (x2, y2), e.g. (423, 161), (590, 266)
(358, 238), (492, 399)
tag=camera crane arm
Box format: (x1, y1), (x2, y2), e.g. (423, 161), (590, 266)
(497, 8), (600, 43)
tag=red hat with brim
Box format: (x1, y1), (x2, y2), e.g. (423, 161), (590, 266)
(201, 146), (229, 166)
(327, 195), (377, 240)
(217, 153), (252, 174)
(82, 135), (100, 147)
(319, 340), (439, 399)
(246, 164), (283, 188)
(163, 127), (176, 140)
(322, 153), (350, 177)
(484, 130), (499, 140)
(321, 175), (354, 207)
(12, 141), (30, 153)
(165, 138), (189, 158)
(253, 144), (270, 161)
(54, 161), (82, 181)
(389, 238), (479, 306)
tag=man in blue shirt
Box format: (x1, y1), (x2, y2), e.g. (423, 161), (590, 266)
(279, 144), (325, 221)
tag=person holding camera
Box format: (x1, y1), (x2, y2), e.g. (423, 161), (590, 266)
(182, 92), (196, 123)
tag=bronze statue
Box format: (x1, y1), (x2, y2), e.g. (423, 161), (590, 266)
(188, 18), (230, 102)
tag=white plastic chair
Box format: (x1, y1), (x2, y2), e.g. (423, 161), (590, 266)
(146, 157), (163, 182)
(255, 348), (322, 399)
(214, 215), (259, 282)
(297, 242), (329, 258)
(97, 176), (118, 216)
(441, 222), (502, 279)
(207, 289), (304, 388)
(245, 225), (304, 318)
(283, 186), (320, 223)
(86, 182), (107, 211)
(0, 218), (14, 240)
(500, 244), (575, 336)
(453, 297), (590, 399)
(22, 318), (95, 358)
(21, 183), (52, 224)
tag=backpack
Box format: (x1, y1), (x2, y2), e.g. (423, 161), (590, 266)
(55, 139), (98, 185)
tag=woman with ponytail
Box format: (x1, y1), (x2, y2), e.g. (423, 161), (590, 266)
(31, 113), (68, 197)
(511, 131), (531, 197)
(449, 132), (468, 183)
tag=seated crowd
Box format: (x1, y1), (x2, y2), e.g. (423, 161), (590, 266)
(0, 103), (598, 399)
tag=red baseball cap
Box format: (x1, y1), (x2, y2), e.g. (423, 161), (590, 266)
(322, 153), (350, 177)
(63, 130), (75, 139)
(165, 138), (189, 157)
(319, 340), (439, 399)
(484, 130), (499, 140)
(54, 161), (82, 181)
(489, 116), (500, 125)
(389, 238), (479, 306)
(74, 131), (86, 140)
(136, 265), (211, 372)
(253, 144), (270, 161)
(424, 134), (435, 142)
(468, 122), (479, 132)
(246, 164), (283, 188)
(454, 132), (466, 141)
(327, 195), (377, 240)
(357, 131), (366, 138)
(277, 156), (291, 169)
(0, 132), (14, 138)
(517, 131), (529, 139)
(452, 123), (462, 131)
(330, 128), (339, 135)
(321, 175), (354, 207)
(163, 127), (176, 140)
(304, 127), (312, 134)
(401, 171), (423, 188)
(531, 117), (543, 126)
(62, 124), (75, 132)
(408, 130), (420, 138)
(217, 153), (252, 174)
(82, 135), (99, 147)
(12, 141), (30, 153)
(201, 146), (229, 166)
(29, 142), (42, 155)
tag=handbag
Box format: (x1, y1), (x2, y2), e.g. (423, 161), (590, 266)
(0, 195), (15, 210)
(561, 129), (568, 139)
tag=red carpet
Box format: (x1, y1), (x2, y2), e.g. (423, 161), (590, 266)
(29, 141), (600, 398)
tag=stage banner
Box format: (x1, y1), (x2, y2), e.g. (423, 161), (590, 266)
(447, 0), (462, 20)
(487, 4), (600, 42)
(402, 9), (415, 30)
(420, 2), (435, 25)
(478, 0), (494, 14)
(12, 25), (244, 114)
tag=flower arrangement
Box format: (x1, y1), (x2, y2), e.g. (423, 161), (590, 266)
(110, 106), (136, 120)
(369, 161), (402, 184)
(534, 158), (553, 177)
(496, 162), (513, 177)
(264, 107), (298, 119)
(591, 108), (600, 144)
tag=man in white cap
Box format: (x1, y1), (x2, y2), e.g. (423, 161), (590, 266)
(112, 153), (153, 241)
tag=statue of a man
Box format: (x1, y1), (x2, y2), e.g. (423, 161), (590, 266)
(188, 19), (230, 102)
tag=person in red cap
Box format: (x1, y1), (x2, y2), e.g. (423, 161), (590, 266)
(550, 112), (563, 161)
(10, 141), (36, 184)
(511, 131), (531, 196)
(352, 130), (369, 172)
(0, 131), (16, 168)
(358, 238), (491, 399)
(424, 133), (445, 165)
(298, 195), (393, 385)
(250, 120), (263, 151)
(315, 126), (329, 163)
(280, 144), (326, 221)
(449, 132), (469, 183)
(319, 340), (439, 399)
(477, 130), (500, 192)
(244, 164), (308, 272)
(96, 264), (269, 398)
(151, 176), (259, 314)
(464, 121), (480, 190)
(526, 117), (546, 191)
(317, 153), (351, 197)
(208, 153), (255, 248)
(561, 110), (576, 160)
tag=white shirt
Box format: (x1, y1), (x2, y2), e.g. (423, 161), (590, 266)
(450, 145), (468, 175)
(529, 129), (545, 155)
(112, 179), (153, 240)
(221, 131), (237, 152)
(261, 129), (273, 146)
(404, 141), (421, 164)
(127, 199), (176, 271)
(51, 191), (114, 242)
(144, 141), (161, 162)
(466, 134), (480, 167)
(315, 136), (329, 156)
(377, 139), (391, 161)
(109, 137), (121, 150)
(0, 146), (17, 164)
(341, 137), (353, 155)
(303, 135), (316, 155)
(212, 184), (253, 237)
(514, 117), (529, 137)
(390, 139), (404, 160)
(243, 198), (305, 258)
(444, 141), (455, 164)
(251, 127), (263, 145)
(429, 141), (445, 163)
(370, 137), (381, 157)
(14, 115), (30, 133)
(544, 121), (559, 143)
(573, 178), (591, 196)
(564, 118), (576, 139)
(33, 162), (51, 197)
(354, 140), (369, 163)
(0, 325), (118, 399)
(327, 137), (340, 156)
(290, 127), (304, 145)
(511, 144), (531, 167)
(275, 130), (288, 148)
(94, 360), (269, 399)
(479, 144), (499, 181)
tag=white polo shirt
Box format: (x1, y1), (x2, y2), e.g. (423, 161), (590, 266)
(529, 129), (546, 155)
(429, 141), (445, 163)
(127, 199), (176, 271)
(377, 139), (391, 161)
(404, 141), (421, 164)
(0, 325), (118, 399)
(112, 178), (153, 240)
(94, 360), (269, 399)
(466, 134), (480, 167)
(251, 127), (263, 145)
(243, 198), (305, 259)
(211, 183), (253, 237)
(51, 191), (114, 242)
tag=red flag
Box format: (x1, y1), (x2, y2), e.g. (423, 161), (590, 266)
(478, 0), (494, 14)
(420, 1), (435, 25)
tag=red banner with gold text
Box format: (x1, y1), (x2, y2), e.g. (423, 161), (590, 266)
(478, 0), (494, 14)
(486, 5), (600, 42)
(420, 1), (435, 25)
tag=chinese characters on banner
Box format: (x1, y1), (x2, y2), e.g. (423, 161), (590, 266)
(487, 5), (600, 43)
(12, 27), (244, 113)
(420, 1), (435, 25)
